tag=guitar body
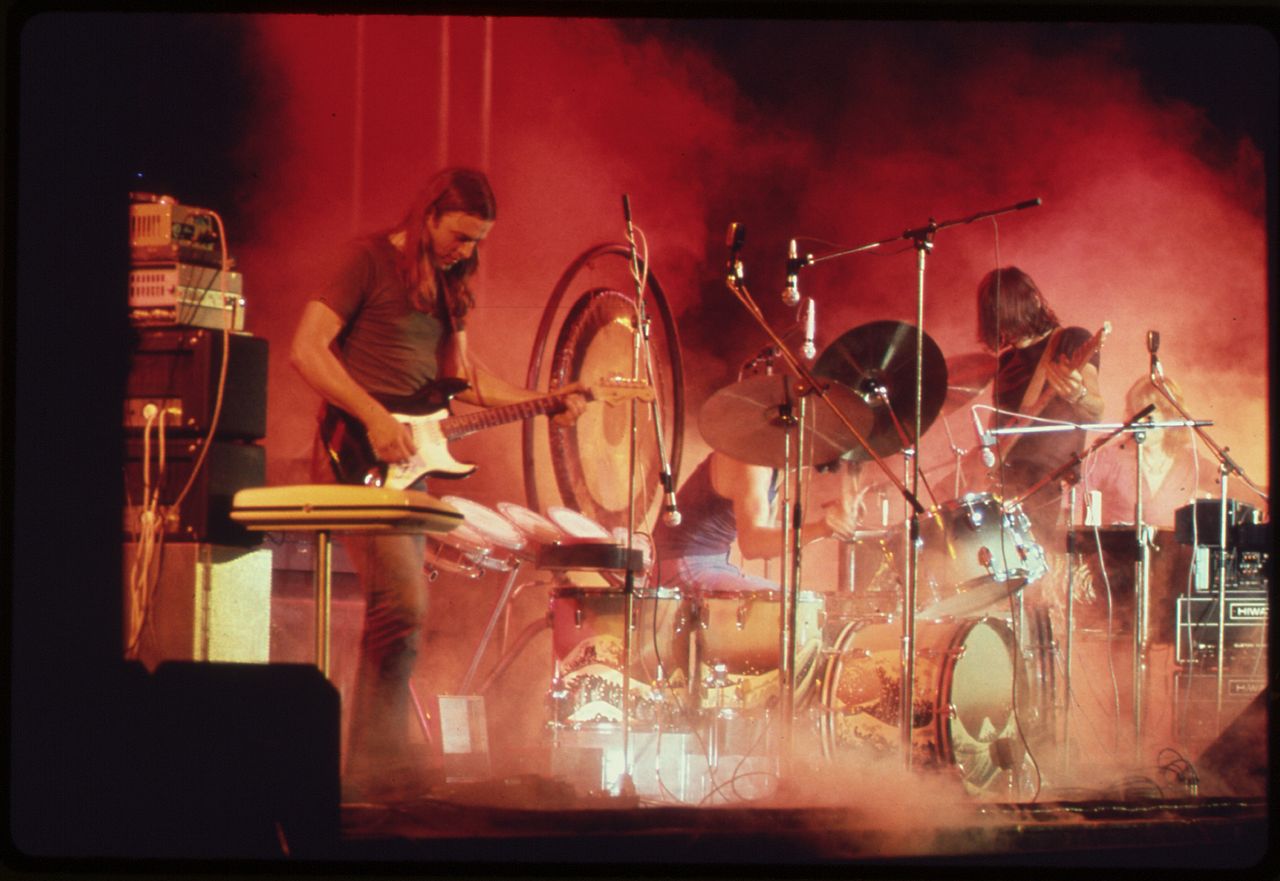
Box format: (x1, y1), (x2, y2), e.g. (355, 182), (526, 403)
(321, 378), (476, 489)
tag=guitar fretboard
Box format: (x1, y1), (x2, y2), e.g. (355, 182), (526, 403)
(440, 394), (574, 440)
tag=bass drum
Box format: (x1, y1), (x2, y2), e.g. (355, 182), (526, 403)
(819, 616), (1029, 794)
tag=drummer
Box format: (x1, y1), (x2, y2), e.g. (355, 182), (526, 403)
(652, 448), (856, 596)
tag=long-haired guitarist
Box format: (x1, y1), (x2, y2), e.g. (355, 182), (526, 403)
(977, 266), (1104, 538)
(289, 168), (585, 802)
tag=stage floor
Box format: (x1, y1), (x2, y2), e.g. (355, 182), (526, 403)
(336, 787), (1269, 871)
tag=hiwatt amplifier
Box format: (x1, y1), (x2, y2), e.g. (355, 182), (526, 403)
(1174, 592), (1269, 665)
(125, 327), (267, 440)
(1172, 667), (1267, 747)
(129, 264), (245, 332)
(1188, 546), (1271, 593)
(124, 437), (265, 546)
(130, 193), (226, 268)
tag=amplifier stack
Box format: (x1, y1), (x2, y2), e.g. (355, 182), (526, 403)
(1171, 501), (1270, 670)
(124, 195), (267, 547)
(129, 193), (245, 331)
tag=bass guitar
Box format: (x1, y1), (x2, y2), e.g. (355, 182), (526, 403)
(996, 321), (1111, 462)
(321, 376), (654, 489)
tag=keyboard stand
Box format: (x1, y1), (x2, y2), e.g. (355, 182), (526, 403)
(231, 484), (462, 678)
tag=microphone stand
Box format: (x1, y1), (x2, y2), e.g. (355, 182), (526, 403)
(997, 404), (1189, 762)
(724, 236), (922, 777)
(1144, 365), (1268, 730)
(612, 194), (677, 799)
(805, 196), (1042, 768)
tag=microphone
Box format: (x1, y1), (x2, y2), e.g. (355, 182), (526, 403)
(1147, 329), (1163, 379)
(725, 222), (746, 280)
(660, 471), (681, 527)
(801, 297), (817, 360)
(726, 221), (745, 252)
(972, 408), (996, 468)
(782, 239), (801, 306)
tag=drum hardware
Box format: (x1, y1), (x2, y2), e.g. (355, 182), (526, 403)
(446, 497), (537, 694)
(723, 237), (933, 776)
(790, 197), (1044, 772)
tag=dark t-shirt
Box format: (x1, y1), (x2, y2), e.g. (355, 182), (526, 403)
(319, 236), (452, 397)
(653, 456), (779, 560)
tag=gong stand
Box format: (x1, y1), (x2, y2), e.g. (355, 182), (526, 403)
(805, 197), (1042, 767)
(1143, 367), (1269, 731)
(724, 235), (917, 771)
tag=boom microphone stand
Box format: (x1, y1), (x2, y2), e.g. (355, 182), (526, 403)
(1143, 337), (1269, 730)
(723, 226), (921, 773)
(611, 194), (680, 798)
(803, 197), (1041, 766)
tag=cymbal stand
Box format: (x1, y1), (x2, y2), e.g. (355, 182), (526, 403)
(723, 228), (917, 774)
(1143, 363), (1268, 731)
(807, 197), (1042, 767)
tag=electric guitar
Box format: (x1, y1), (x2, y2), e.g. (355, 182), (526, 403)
(321, 377), (654, 489)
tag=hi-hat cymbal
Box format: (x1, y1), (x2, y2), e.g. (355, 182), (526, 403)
(813, 320), (947, 462)
(699, 374), (875, 469)
(943, 351), (996, 413)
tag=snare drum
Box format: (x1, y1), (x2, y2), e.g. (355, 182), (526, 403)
(820, 615), (1023, 794)
(424, 497), (525, 576)
(917, 492), (1048, 619)
(549, 586), (692, 727)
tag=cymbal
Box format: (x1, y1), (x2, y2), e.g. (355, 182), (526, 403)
(698, 374), (875, 469)
(943, 351), (996, 413)
(813, 320), (947, 462)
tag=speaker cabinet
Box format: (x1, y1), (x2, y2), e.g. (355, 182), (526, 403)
(124, 437), (265, 545)
(123, 542), (272, 670)
(1195, 688), (1269, 797)
(125, 327), (268, 440)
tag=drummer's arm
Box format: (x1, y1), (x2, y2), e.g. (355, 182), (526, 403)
(717, 454), (840, 560)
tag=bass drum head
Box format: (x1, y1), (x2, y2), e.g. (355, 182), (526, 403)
(820, 616), (1020, 794)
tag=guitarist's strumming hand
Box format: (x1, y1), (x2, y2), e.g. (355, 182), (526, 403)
(367, 408), (418, 464)
(1044, 355), (1102, 420)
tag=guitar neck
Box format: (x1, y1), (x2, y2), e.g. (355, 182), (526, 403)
(440, 391), (583, 441)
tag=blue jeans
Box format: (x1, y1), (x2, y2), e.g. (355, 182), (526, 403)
(341, 485), (431, 790)
(658, 553), (779, 595)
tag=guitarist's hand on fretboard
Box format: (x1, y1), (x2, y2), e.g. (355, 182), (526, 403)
(551, 382), (591, 427)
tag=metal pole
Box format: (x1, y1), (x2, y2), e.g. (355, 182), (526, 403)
(314, 531), (333, 678)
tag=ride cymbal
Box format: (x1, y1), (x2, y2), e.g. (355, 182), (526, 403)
(698, 373), (875, 469)
(813, 320), (947, 462)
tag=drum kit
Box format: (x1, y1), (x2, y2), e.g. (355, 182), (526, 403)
(424, 317), (1065, 799)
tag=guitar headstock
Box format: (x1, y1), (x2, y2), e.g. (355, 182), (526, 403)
(592, 377), (657, 404)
